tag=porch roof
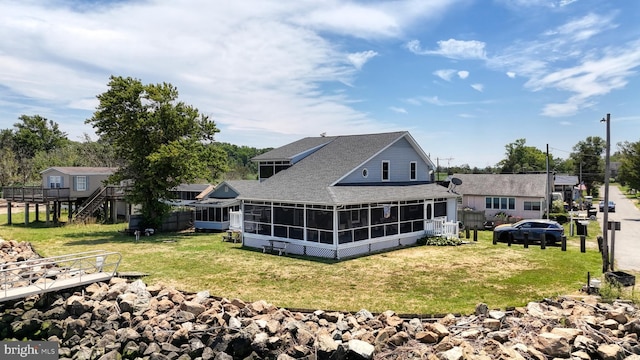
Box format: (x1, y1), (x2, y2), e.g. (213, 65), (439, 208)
(238, 182), (457, 205)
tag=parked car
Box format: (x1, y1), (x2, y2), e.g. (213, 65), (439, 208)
(599, 200), (615, 212)
(493, 219), (566, 244)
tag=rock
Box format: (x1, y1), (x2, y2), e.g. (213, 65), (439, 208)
(440, 346), (463, 360)
(181, 300), (206, 316)
(416, 330), (439, 343)
(597, 343), (623, 360)
(348, 339), (375, 360)
(534, 332), (570, 358)
(475, 303), (489, 316)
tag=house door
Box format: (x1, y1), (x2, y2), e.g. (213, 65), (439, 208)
(424, 200), (434, 220)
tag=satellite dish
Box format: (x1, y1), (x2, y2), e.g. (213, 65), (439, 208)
(448, 177), (462, 193)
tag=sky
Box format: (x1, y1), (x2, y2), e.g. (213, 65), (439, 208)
(1, 0), (639, 168)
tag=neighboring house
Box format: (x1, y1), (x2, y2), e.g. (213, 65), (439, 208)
(452, 173), (549, 220)
(41, 167), (115, 197)
(193, 131), (460, 259)
(169, 183), (213, 207)
(553, 174), (579, 204)
(2, 167), (126, 225)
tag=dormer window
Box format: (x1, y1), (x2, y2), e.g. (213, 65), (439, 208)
(382, 161), (390, 181)
(410, 162), (417, 181)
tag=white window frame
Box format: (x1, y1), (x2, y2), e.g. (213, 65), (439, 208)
(381, 161), (390, 181)
(76, 176), (87, 191)
(410, 161), (417, 181)
(49, 175), (62, 188)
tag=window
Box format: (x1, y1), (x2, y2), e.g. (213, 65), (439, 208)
(410, 162), (417, 181)
(524, 201), (541, 211)
(382, 161), (390, 181)
(49, 175), (62, 188)
(485, 197), (516, 210)
(362, 168), (368, 178)
(76, 176), (87, 191)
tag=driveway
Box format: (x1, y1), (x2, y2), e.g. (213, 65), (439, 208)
(597, 186), (640, 272)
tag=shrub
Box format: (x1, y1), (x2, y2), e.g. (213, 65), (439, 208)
(417, 235), (463, 246)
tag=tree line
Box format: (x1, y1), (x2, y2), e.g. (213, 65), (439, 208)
(2, 75), (638, 226)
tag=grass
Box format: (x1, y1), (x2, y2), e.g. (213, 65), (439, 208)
(0, 212), (607, 315)
(618, 184), (640, 209)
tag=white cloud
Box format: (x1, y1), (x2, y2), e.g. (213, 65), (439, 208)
(433, 69), (457, 81)
(1, 0), (466, 144)
(471, 83), (484, 92)
(406, 39), (487, 60)
(457, 71), (469, 79)
(348, 50), (378, 70)
(389, 106), (408, 114)
(487, 12), (639, 117)
(506, 72), (517, 78)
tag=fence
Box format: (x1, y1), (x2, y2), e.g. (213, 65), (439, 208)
(129, 210), (194, 232)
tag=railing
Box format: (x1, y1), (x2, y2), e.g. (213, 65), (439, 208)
(425, 218), (460, 239)
(1, 186), (71, 202)
(0, 250), (122, 302)
(71, 187), (107, 223)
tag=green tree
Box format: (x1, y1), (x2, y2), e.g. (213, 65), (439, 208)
(11, 115), (68, 183)
(13, 115), (68, 158)
(570, 136), (605, 196)
(87, 76), (227, 229)
(497, 138), (548, 173)
(617, 140), (640, 190)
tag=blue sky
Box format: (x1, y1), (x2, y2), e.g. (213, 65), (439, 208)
(1, 0), (639, 168)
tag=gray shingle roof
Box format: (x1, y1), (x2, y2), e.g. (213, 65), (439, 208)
(41, 167), (116, 175)
(251, 136), (337, 162)
(236, 131), (455, 204)
(451, 173), (548, 198)
(554, 175), (578, 186)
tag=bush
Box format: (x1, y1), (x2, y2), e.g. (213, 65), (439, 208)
(551, 199), (566, 213)
(549, 213), (568, 224)
(417, 235), (463, 246)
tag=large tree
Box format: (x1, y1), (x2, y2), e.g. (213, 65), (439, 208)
(87, 76), (227, 228)
(617, 140), (640, 190)
(497, 138), (548, 173)
(570, 136), (605, 196)
(10, 115), (69, 183)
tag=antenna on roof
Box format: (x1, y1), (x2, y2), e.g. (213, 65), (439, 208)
(320, 132), (326, 137)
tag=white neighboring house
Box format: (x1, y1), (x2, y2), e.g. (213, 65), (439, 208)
(193, 131), (461, 259)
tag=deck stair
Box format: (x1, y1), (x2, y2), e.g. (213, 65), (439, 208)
(0, 250), (121, 302)
(72, 187), (108, 223)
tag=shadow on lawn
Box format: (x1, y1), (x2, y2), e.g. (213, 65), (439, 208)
(62, 229), (208, 246)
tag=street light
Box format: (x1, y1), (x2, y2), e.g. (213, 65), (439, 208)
(601, 113), (611, 268)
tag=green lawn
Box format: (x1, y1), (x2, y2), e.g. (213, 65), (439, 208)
(0, 212), (605, 315)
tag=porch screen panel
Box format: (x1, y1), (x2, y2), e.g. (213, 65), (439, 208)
(371, 205), (398, 238)
(400, 203), (423, 233)
(434, 201), (447, 218)
(244, 204), (271, 236)
(306, 208), (333, 244)
(274, 204), (304, 240)
(338, 207), (369, 244)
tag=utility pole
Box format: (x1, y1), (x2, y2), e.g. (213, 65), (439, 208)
(435, 157), (453, 181)
(601, 113), (611, 269)
(545, 144), (550, 219)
